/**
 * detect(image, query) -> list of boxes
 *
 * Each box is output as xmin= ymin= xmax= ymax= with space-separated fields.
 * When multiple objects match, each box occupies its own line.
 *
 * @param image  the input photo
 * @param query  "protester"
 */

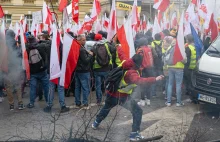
xmin=136 ymin=37 xmax=155 ymax=106
xmin=43 ymin=33 xmax=70 ymax=113
xmin=5 ymin=29 xmax=25 ymax=110
xmin=92 ymin=53 xmax=164 ymax=141
xmin=162 ymin=36 xmax=174 ymax=99
xmin=184 ymin=34 xmax=196 ymax=100
xmin=74 ymin=34 xmax=93 ymax=110
xmin=91 ymin=33 xmax=115 ymax=105
xmin=26 ymin=34 xmax=50 ymax=109
xmin=203 ymin=36 xmax=211 ymax=51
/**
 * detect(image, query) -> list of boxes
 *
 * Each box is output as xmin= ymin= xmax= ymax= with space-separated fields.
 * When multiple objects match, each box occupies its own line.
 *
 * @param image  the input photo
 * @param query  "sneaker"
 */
xmin=10 ymin=105 xmax=14 ymax=111
xmin=27 ymin=103 xmax=34 ymax=109
xmin=60 ymin=106 xmax=70 ymax=113
xmin=146 ymin=99 xmax=150 ymax=106
xmin=92 ymin=121 xmax=100 ymax=130
xmin=165 ymin=102 xmax=171 ymax=107
xmin=0 ymin=97 xmax=4 ymax=103
xmin=73 ymin=105 xmax=81 ymax=109
xmin=82 ymin=104 xmax=90 ymax=110
xmin=43 ymin=106 xmax=52 ymax=113
xmin=18 ymin=104 xmax=25 ymax=110
xmin=176 ymin=102 xmax=184 ymax=107
xmin=129 ymin=131 xmax=144 ymax=141
xmin=137 ymin=100 xmax=145 ymax=106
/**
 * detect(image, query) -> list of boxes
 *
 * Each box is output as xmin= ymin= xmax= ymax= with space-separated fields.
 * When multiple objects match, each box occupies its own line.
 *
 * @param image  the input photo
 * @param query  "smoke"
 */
xmin=5 ymin=29 xmax=23 ymax=83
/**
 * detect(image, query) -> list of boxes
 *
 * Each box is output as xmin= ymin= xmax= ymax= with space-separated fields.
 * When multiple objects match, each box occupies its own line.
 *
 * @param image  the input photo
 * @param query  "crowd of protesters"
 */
xmin=0 ymin=27 xmax=211 ymax=140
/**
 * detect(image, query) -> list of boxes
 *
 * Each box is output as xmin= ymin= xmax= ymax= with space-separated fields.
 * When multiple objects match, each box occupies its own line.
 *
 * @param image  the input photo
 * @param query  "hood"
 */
xmin=6 ymin=30 xmax=16 ymax=50
xmin=199 ymin=53 xmax=220 ymax=75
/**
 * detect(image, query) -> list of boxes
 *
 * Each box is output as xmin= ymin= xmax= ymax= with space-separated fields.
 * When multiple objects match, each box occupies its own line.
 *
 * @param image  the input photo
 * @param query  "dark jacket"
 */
xmin=184 ymin=46 xmax=191 ymax=71
xmin=5 ymin=30 xmax=23 ymax=82
xmin=26 ymin=40 xmax=51 ymax=74
xmin=76 ymin=46 xmax=93 ymax=73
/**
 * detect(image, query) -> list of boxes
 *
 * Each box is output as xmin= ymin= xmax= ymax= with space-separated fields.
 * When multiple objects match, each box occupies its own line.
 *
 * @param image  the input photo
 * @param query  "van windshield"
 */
xmin=206 ymin=36 xmax=220 ymax=57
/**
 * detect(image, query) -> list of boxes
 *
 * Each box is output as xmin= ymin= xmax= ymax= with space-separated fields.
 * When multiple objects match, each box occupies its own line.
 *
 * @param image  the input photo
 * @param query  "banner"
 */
xmin=32 ymin=11 xmax=42 ymax=24
xmin=116 ymin=2 xmax=141 ymax=13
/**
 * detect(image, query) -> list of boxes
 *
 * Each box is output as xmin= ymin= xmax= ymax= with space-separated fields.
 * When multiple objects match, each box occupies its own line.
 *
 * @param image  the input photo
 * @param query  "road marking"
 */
xmin=118 ymin=101 xmax=199 ymax=141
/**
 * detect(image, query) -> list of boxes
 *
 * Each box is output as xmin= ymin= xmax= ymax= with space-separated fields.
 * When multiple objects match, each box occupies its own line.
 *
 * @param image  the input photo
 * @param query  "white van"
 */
xmin=192 ymin=36 xmax=220 ymax=105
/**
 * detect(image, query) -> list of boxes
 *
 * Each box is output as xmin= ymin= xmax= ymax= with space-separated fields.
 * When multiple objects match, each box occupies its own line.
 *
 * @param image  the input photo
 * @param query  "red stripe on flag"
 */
xmin=118 ymin=25 xmax=129 ymax=59
xmin=173 ymin=40 xmax=184 ymax=65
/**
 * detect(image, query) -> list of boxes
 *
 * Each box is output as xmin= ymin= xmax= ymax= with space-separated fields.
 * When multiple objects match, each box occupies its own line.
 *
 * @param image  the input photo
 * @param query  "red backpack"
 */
xmin=137 ymin=46 xmax=154 ymax=69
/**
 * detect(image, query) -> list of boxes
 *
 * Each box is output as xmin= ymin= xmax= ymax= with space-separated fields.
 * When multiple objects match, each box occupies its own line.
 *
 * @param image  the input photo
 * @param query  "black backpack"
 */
xmin=105 ymin=67 xmax=126 ymax=93
xmin=153 ymin=42 xmax=163 ymax=67
xmin=95 ymin=42 xmax=111 ymax=67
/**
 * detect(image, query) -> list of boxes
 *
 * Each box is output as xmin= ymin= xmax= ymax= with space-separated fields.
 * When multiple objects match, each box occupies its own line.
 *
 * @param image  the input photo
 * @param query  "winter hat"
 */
xmin=27 ymin=35 xmax=37 ymax=44
xmin=137 ymin=37 xmax=148 ymax=47
xmin=132 ymin=54 xmax=143 ymax=69
xmin=94 ymin=33 xmax=102 ymax=41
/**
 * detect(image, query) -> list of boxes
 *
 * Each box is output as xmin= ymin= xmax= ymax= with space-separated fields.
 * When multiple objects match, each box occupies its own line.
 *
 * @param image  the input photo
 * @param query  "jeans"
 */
xmin=140 ymin=67 xmax=156 ymax=100
xmin=94 ymin=71 xmax=108 ymax=103
xmin=167 ymin=68 xmax=184 ymax=103
xmin=75 ymin=72 xmax=90 ymax=105
xmin=96 ymin=94 xmax=143 ymax=132
xmin=48 ymin=78 xmax=66 ymax=107
xmin=30 ymin=70 xmax=49 ymax=105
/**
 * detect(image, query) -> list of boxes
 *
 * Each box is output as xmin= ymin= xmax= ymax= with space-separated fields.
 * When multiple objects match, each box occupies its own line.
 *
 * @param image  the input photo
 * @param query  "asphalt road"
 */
xmin=0 ymin=86 xmax=220 ymax=142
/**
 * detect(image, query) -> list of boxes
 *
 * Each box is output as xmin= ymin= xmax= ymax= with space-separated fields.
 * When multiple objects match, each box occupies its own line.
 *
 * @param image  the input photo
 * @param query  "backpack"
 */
xmin=163 ymin=46 xmax=175 ymax=66
xmin=29 ymin=49 xmax=45 ymax=68
xmin=153 ymin=41 xmax=163 ymax=58
xmin=95 ymin=42 xmax=111 ymax=67
xmin=105 ymin=67 xmax=126 ymax=93
xmin=137 ymin=46 xmax=154 ymax=69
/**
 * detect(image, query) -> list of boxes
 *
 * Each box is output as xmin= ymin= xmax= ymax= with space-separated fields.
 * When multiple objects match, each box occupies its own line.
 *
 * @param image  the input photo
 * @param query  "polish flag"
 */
xmin=58 ymin=0 xmax=68 ymax=12
xmin=207 ymin=13 xmax=218 ymax=41
xmin=31 ymin=18 xmax=37 ymax=37
xmin=107 ymin=0 xmax=117 ymax=41
xmin=20 ymin=24 xmax=30 ymax=80
xmin=191 ymin=0 xmax=198 ymax=5
xmin=9 ymin=23 xmax=14 ymax=30
xmin=153 ymin=0 xmax=170 ymax=12
xmin=131 ymin=0 xmax=139 ymax=27
xmin=118 ymin=17 xmax=135 ymax=59
xmin=152 ymin=16 xmax=162 ymax=38
xmin=173 ymin=11 xmax=186 ymax=65
xmin=72 ymin=0 xmax=79 ymax=24
xmin=82 ymin=15 xmax=93 ymax=32
xmin=23 ymin=17 xmax=27 ymax=33
xmin=147 ymin=20 xmax=153 ymax=31
xmin=90 ymin=0 xmax=101 ymax=21
xmin=50 ymin=23 xmax=61 ymax=84
xmin=0 ymin=5 xmax=4 ymax=18
xmin=171 ymin=12 xmax=178 ymax=28
xmin=42 ymin=2 xmax=52 ymax=25
xmin=198 ymin=0 xmax=208 ymax=19
xmin=185 ymin=4 xmax=196 ymax=23
xmin=60 ymin=33 xmax=81 ymax=88
xmin=103 ymin=13 xmax=109 ymax=29
xmin=95 ymin=18 xmax=101 ymax=34
xmin=0 ymin=19 xmax=8 ymax=72
xmin=15 ymin=22 xmax=20 ymax=41
xmin=142 ymin=14 xmax=147 ymax=31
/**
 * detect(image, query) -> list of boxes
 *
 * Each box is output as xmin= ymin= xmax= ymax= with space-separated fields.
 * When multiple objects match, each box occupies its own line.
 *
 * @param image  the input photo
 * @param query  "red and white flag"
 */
xmin=131 ymin=0 xmax=139 ymax=27
xmin=58 ymin=0 xmax=68 ymax=12
xmin=0 ymin=19 xmax=8 ymax=72
xmin=42 ymin=2 xmax=52 ymax=25
xmin=107 ymin=0 xmax=117 ymax=41
xmin=185 ymin=4 xmax=196 ymax=23
xmin=22 ymin=17 xmax=27 ymax=33
xmin=83 ymin=15 xmax=93 ymax=32
xmin=118 ymin=17 xmax=135 ymax=59
xmin=72 ymin=0 xmax=79 ymax=24
xmin=198 ymin=0 xmax=208 ymax=19
xmin=95 ymin=18 xmax=101 ymax=34
xmin=31 ymin=18 xmax=37 ymax=37
xmin=9 ymin=23 xmax=14 ymax=30
xmin=103 ymin=13 xmax=109 ymax=29
xmin=50 ymin=23 xmax=61 ymax=84
xmin=90 ymin=0 xmax=101 ymax=21
xmin=0 ymin=5 xmax=4 ymax=18
xmin=142 ymin=14 xmax=147 ymax=31
xmin=20 ymin=24 xmax=30 ymax=80
xmin=173 ymin=11 xmax=186 ymax=65
xmin=152 ymin=16 xmax=162 ymax=38
xmin=153 ymin=0 xmax=170 ymax=12
xmin=60 ymin=33 xmax=81 ymax=88
xmin=15 ymin=22 xmax=20 ymax=41
xmin=147 ymin=20 xmax=153 ymax=31
xmin=191 ymin=0 xmax=198 ymax=5
xmin=207 ymin=13 xmax=218 ymax=41
xmin=171 ymin=12 xmax=178 ymax=28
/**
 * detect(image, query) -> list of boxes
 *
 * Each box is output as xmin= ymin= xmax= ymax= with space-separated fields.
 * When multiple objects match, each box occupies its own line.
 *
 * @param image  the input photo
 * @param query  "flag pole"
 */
xmin=49 ymin=0 xmax=59 ymax=29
